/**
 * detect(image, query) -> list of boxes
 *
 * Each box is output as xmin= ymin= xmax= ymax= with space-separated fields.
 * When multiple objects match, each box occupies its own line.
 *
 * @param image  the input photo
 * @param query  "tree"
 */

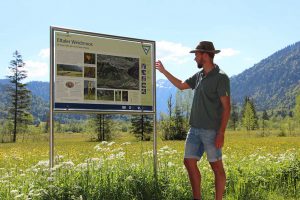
xmin=93 ymin=114 xmax=112 ymax=141
xmin=285 ymin=116 xmax=295 ymax=136
xmin=261 ymin=110 xmax=269 ymax=136
xmin=130 ymin=115 xmax=153 ymax=141
xmin=173 ymin=106 xmax=187 ymax=140
xmin=175 ymin=89 xmax=193 ymax=129
xmin=6 ymin=51 xmax=32 ymax=142
xmin=294 ymin=94 xmax=300 ymax=128
xmin=161 ymin=91 xmax=189 ymax=140
xmin=162 ymin=94 xmax=174 ymax=140
xmin=229 ymin=101 xmax=239 ymax=130
xmin=241 ymin=97 xmax=258 ymax=131
xmin=167 ymin=94 xmax=174 ymax=120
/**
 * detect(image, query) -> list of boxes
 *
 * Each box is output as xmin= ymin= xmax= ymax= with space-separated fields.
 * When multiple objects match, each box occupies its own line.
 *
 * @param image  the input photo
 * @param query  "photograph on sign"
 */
xmin=52 ymin=29 xmax=154 ymax=112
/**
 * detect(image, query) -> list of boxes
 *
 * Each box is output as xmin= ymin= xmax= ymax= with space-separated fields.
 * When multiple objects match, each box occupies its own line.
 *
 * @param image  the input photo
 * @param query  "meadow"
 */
xmin=0 ymin=131 xmax=299 ymax=200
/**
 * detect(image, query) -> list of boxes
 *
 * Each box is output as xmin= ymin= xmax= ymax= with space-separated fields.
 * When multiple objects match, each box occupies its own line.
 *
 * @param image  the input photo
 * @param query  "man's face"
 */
xmin=194 ymin=51 xmax=204 ymax=69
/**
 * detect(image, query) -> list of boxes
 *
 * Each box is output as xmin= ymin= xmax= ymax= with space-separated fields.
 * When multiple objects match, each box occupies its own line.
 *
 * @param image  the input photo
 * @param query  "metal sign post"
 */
xmin=50 ymin=28 xmax=54 ymax=168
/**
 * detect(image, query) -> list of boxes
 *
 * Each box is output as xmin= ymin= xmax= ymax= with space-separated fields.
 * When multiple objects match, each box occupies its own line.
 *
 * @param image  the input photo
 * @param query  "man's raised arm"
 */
xmin=155 ymin=60 xmax=190 ymax=90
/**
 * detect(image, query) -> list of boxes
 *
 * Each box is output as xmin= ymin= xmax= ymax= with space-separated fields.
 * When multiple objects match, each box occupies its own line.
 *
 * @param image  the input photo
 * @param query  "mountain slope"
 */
xmin=27 ymin=81 xmax=49 ymax=101
xmin=231 ymin=41 xmax=300 ymax=110
xmin=156 ymin=79 xmax=177 ymax=114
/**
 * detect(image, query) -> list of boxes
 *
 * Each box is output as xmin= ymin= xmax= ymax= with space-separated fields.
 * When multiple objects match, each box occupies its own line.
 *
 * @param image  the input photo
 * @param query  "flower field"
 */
xmin=0 ymin=132 xmax=299 ymax=200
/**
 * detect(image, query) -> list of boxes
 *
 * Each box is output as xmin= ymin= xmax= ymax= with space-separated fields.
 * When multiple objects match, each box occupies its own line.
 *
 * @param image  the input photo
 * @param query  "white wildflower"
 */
xmin=112 ymin=147 xmax=124 ymax=152
xmin=52 ymin=164 xmax=62 ymax=171
xmin=256 ymin=156 xmax=266 ymax=161
xmin=107 ymin=141 xmax=115 ymax=146
xmin=47 ymin=177 xmax=54 ymax=182
xmin=96 ymin=147 xmax=110 ymax=152
xmin=10 ymin=190 xmax=19 ymax=195
xmin=76 ymin=163 xmax=88 ymax=170
xmin=15 ymin=194 xmax=25 ymax=199
xmin=61 ymin=161 xmax=75 ymax=169
xmin=142 ymin=151 xmax=153 ymax=156
xmin=107 ymin=154 xmax=115 ymax=160
xmin=86 ymin=158 xmax=101 ymax=162
xmin=31 ymin=168 xmax=38 ymax=173
xmin=160 ymin=145 xmax=170 ymax=151
xmin=167 ymin=162 xmax=175 ymax=167
xmin=116 ymin=152 xmax=125 ymax=159
xmin=94 ymin=144 xmax=102 ymax=151
xmin=126 ymin=175 xmax=133 ymax=181
xmin=121 ymin=142 xmax=131 ymax=146
xmin=35 ymin=160 xmax=49 ymax=168
xmin=55 ymin=155 xmax=64 ymax=160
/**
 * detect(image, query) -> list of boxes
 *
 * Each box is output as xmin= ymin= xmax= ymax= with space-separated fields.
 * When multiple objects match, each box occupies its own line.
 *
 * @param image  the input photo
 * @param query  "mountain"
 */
xmin=156 ymin=79 xmax=177 ymax=114
xmin=27 ymin=81 xmax=49 ymax=101
xmin=0 ymin=79 xmax=10 ymax=85
xmin=0 ymin=80 xmax=49 ymax=122
xmin=0 ymin=80 xmax=10 ymax=118
xmin=231 ymin=41 xmax=300 ymax=110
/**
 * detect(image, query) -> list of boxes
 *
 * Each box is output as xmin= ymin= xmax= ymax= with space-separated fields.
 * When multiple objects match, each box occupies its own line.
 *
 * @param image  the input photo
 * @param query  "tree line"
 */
xmin=1 ymin=51 xmax=300 ymax=143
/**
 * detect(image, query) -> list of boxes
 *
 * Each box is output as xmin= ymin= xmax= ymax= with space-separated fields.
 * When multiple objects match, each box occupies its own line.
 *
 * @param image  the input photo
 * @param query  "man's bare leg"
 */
xmin=184 ymin=158 xmax=201 ymax=200
xmin=210 ymin=160 xmax=226 ymax=200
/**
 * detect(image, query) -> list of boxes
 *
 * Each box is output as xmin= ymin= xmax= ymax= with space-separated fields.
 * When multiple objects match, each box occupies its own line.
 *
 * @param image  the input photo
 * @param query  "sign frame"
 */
xmin=50 ymin=26 xmax=157 ymax=177
xmin=51 ymin=27 xmax=156 ymax=114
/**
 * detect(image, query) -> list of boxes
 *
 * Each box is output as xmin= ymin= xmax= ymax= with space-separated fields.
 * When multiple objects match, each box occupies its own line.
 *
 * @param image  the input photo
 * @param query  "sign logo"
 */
xmin=142 ymin=45 xmax=151 ymax=55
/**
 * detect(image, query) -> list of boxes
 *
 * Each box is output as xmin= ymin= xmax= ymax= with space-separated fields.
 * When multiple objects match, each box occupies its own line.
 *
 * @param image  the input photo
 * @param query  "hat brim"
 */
xmin=189 ymin=49 xmax=221 ymax=54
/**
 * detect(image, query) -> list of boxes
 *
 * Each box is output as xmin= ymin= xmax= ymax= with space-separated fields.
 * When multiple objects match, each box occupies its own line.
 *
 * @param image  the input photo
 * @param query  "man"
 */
xmin=155 ymin=41 xmax=231 ymax=200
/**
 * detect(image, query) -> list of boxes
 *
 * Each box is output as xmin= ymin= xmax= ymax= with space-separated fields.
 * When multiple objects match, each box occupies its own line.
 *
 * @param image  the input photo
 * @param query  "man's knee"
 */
xmin=184 ymin=158 xmax=198 ymax=168
xmin=210 ymin=161 xmax=225 ymax=175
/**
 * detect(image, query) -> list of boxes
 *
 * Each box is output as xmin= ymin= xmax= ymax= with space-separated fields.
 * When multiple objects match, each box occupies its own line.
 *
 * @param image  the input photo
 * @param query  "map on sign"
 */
xmin=51 ymin=28 xmax=155 ymax=112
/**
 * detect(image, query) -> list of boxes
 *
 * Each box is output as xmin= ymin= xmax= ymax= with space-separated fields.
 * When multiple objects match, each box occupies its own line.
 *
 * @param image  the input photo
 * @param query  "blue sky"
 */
xmin=1 ymin=0 xmax=300 ymax=82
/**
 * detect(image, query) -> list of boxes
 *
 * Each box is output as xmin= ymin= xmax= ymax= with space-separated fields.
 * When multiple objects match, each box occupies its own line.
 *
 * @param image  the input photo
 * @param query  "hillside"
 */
xmin=231 ymin=41 xmax=300 ymax=110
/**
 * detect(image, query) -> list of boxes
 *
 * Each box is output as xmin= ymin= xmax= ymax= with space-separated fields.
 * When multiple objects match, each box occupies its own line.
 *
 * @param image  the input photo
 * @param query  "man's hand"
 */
xmin=155 ymin=60 xmax=166 ymax=73
xmin=215 ymin=132 xmax=225 ymax=149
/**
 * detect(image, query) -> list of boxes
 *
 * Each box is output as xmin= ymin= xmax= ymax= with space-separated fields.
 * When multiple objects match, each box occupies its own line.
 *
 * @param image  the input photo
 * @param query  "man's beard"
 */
xmin=197 ymin=63 xmax=203 ymax=69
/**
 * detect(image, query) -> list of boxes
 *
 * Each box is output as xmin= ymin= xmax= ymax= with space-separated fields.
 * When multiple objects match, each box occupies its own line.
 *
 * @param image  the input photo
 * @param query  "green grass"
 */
xmin=0 ymin=131 xmax=299 ymax=199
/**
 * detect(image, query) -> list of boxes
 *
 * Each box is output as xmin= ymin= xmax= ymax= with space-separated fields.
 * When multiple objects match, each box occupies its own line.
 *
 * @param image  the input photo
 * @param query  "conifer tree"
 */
xmin=93 ymin=114 xmax=112 ymax=141
xmin=241 ymin=97 xmax=258 ymax=131
xmin=6 ymin=51 xmax=32 ymax=142
xmin=229 ymin=101 xmax=239 ymax=130
xmin=294 ymin=94 xmax=300 ymax=128
xmin=173 ymin=106 xmax=186 ymax=140
xmin=130 ymin=115 xmax=153 ymax=141
xmin=261 ymin=110 xmax=269 ymax=135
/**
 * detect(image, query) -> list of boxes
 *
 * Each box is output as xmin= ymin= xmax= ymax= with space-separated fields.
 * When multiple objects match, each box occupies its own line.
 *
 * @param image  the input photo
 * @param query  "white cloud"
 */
xmin=38 ymin=48 xmax=50 ymax=59
xmin=156 ymin=41 xmax=192 ymax=64
xmin=215 ymin=48 xmax=240 ymax=60
xmin=24 ymin=60 xmax=49 ymax=81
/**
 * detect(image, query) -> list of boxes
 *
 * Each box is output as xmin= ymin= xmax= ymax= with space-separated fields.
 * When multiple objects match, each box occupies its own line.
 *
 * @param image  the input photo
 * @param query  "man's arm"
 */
xmin=155 ymin=60 xmax=190 ymax=90
xmin=215 ymin=96 xmax=231 ymax=148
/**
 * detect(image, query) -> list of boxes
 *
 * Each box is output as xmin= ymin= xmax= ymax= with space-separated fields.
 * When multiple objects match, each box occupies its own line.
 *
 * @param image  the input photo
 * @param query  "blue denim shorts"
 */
xmin=184 ymin=127 xmax=222 ymax=162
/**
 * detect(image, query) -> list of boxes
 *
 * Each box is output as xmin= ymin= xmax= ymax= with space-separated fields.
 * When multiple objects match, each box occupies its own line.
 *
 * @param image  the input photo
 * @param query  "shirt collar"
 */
xmin=200 ymin=64 xmax=219 ymax=78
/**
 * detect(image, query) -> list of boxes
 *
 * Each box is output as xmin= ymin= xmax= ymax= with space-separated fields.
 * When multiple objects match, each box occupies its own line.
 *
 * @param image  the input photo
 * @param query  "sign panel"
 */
xmin=51 ymin=27 xmax=155 ymax=113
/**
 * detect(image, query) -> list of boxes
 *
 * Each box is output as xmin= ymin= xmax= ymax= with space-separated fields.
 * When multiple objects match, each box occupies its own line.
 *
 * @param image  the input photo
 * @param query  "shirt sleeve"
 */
xmin=217 ymin=75 xmax=230 ymax=97
xmin=184 ymin=72 xmax=199 ymax=89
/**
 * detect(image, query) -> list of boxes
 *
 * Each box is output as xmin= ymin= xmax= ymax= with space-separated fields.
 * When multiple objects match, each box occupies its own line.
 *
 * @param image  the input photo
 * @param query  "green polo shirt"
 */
xmin=185 ymin=65 xmax=230 ymax=130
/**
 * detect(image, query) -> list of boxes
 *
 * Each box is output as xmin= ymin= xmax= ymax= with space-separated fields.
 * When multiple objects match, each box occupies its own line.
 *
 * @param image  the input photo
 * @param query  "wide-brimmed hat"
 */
xmin=189 ymin=41 xmax=221 ymax=54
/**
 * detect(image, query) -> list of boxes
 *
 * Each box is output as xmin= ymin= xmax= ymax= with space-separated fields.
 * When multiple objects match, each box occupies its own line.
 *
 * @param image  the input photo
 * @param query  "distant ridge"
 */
xmin=230 ymin=41 xmax=300 ymax=110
